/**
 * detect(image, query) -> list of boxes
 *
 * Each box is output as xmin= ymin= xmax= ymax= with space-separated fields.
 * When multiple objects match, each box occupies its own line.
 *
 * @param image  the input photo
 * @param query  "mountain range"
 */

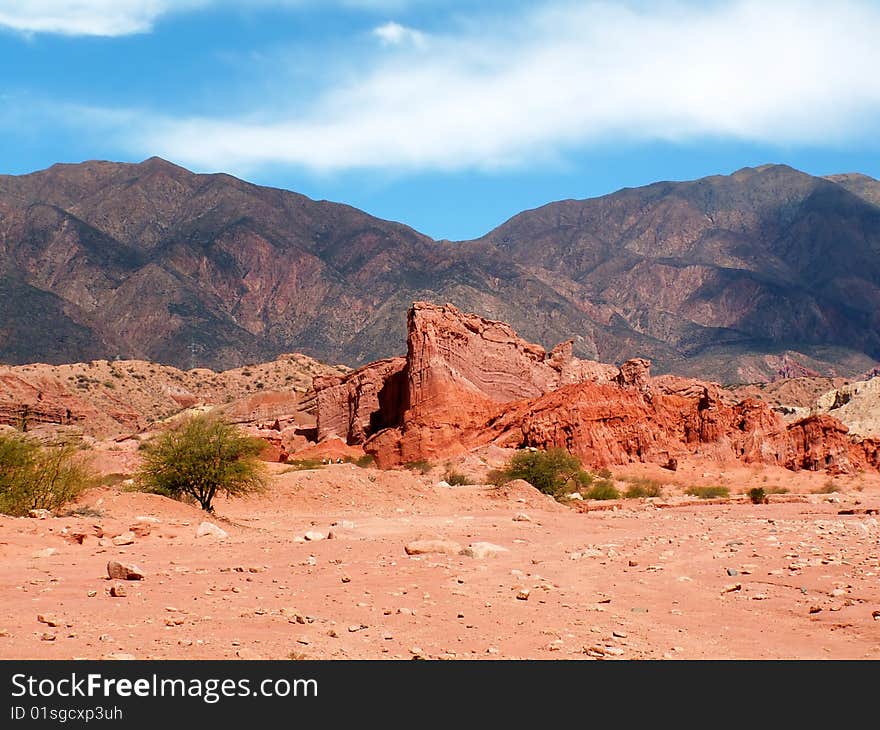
xmin=1 ymin=157 xmax=878 ymax=382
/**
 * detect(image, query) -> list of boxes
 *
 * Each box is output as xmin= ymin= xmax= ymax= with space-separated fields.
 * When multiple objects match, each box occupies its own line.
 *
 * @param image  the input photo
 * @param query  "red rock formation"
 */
xmin=314 ymin=357 xmax=407 ymax=444
xmin=313 ymin=302 xmax=879 ymax=475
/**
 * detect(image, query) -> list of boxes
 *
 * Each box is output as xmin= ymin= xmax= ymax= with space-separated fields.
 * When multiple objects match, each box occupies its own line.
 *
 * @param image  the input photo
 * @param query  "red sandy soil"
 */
xmin=2 ymin=458 xmax=879 ymax=661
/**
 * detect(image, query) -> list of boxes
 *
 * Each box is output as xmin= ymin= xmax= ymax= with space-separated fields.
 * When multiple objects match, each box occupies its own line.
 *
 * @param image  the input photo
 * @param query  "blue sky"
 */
xmin=2 ymin=0 xmax=880 ymax=240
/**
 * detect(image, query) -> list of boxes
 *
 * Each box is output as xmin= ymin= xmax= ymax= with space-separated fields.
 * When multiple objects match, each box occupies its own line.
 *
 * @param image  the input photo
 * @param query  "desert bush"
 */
xmin=491 ymin=447 xmax=592 ymax=499
xmin=442 ymin=467 xmax=469 ymax=486
xmin=136 ymin=414 xmax=267 ymax=512
xmin=748 ymin=487 xmax=767 ymax=504
xmin=0 ymin=432 xmax=94 ymax=516
xmin=404 ymin=460 xmax=433 ymax=475
xmin=586 ymin=478 xmax=621 ymax=500
xmin=684 ymin=485 xmax=730 ymax=499
xmin=349 ymin=454 xmax=376 ymax=468
xmin=622 ymin=476 xmax=664 ymax=499
xmin=816 ymin=479 xmax=840 ymax=494
xmin=282 ymin=458 xmax=325 ymax=471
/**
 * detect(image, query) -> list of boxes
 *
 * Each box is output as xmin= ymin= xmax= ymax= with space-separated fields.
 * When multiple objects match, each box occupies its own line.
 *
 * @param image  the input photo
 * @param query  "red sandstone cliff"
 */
xmin=313 ymin=303 xmax=880 ymax=474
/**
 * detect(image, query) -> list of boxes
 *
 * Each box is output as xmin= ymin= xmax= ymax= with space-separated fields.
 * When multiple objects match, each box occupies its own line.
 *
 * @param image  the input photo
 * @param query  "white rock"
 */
xmin=461 ymin=542 xmax=508 ymax=559
xmin=304 ymin=531 xmax=326 ymax=542
xmin=135 ymin=516 xmax=161 ymax=524
xmin=112 ymin=531 xmax=136 ymax=546
xmin=196 ymin=522 xmax=228 ymax=539
xmin=436 ymin=481 xmax=452 ymax=488
xmin=513 ymin=513 xmax=532 ymax=522
xmin=404 ymin=539 xmax=462 ymax=556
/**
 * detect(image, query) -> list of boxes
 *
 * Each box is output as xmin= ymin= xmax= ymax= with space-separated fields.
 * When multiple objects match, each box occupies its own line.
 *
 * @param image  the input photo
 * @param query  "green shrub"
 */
xmin=684 ymin=485 xmax=730 ymax=499
xmin=136 ymin=414 xmax=267 ymax=512
xmin=0 ymin=432 xmax=94 ymax=516
xmin=748 ymin=487 xmax=767 ymax=504
xmin=442 ymin=467 xmax=469 ymax=486
xmin=350 ymin=454 xmax=376 ymax=468
xmin=490 ymin=448 xmax=592 ymax=499
xmin=404 ymin=460 xmax=432 ymax=475
xmin=282 ymin=458 xmax=325 ymax=471
xmin=623 ymin=477 xmax=664 ymax=499
xmin=586 ymin=478 xmax=620 ymax=500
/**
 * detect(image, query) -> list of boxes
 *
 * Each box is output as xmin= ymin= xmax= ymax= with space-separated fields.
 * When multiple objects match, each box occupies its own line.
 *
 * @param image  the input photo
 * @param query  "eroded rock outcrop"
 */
xmin=312 ymin=302 xmax=879 ymax=474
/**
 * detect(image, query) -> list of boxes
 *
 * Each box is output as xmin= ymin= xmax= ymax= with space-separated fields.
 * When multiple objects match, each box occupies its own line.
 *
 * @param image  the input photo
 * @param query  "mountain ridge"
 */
xmin=1 ymin=158 xmax=878 ymax=382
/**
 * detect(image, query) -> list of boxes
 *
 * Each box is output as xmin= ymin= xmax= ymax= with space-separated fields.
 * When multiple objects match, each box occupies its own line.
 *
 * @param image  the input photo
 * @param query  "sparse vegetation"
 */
xmin=442 ymin=466 xmax=469 ymax=486
xmin=0 ymin=432 xmax=95 ymax=516
xmin=344 ymin=454 xmax=377 ymax=468
xmin=489 ymin=447 xmax=593 ymax=499
xmin=136 ymin=414 xmax=267 ymax=512
xmin=281 ymin=458 xmax=325 ymax=472
xmin=622 ymin=476 xmax=664 ymax=499
xmin=748 ymin=487 xmax=768 ymax=504
xmin=816 ymin=479 xmax=841 ymax=494
xmin=585 ymin=478 xmax=620 ymax=500
xmin=684 ymin=485 xmax=730 ymax=499
xmin=404 ymin=460 xmax=433 ymax=475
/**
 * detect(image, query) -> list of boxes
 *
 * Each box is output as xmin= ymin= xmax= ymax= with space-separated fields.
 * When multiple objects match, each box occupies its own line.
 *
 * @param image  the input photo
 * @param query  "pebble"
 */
xmin=722 ymin=583 xmax=742 ymax=593
xmin=304 ymin=531 xmax=326 ymax=542
xmin=516 ymin=589 xmax=530 ymax=601
xmin=112 ymin=531 xmax=136 ymax=546
xmin=37 ymin=614 xmax=60 ymax=627
xmin=513 ymin=513 xmax=531 ymax=522
xmin=109 ymin=583 xmax=127 ymax=598
xmin=40 ymin=633 xmax=56 ymax=642
xmin=726 ymin=568 xmax=739 ymax=576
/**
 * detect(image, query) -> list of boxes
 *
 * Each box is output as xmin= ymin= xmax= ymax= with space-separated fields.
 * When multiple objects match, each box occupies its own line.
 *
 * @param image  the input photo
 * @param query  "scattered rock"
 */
xmin=40 ymin=632 xmax=56 ymax=642
xmin=872 ymin=610 xmax=880 ymax=621
xmin=516 ymin=589 xmax=530 ymax=601
xmin=436 ymin=481 xmax=452 ymax=489
xmin=726 ymin=568 xmax=739 ymax=577
xmin=112 ymin=531 xmax=136 ymax=546
xmin=404 ymin=539 xmax=462 ymax=556
xmin=110 ymin=583 xmax=127 ymax=598
xmin=196 ymin=522 xmax=228 ymax=539
xmin=28 ymin=509 xmax=51 ymax=519
xmin=304 ymin=531 xmax=326 ymax=541
xmin=810 ymin=606 xmax=823 ymax=614
xmin=37 ymin=614 xmax=60 ymax=627
xmin=513 ymin=513 xmax=532 ymax=522
xmin=722 ymin=583 xmax=742 ymax=593
xmin=107 ymin=561 xmax=144 ymax=581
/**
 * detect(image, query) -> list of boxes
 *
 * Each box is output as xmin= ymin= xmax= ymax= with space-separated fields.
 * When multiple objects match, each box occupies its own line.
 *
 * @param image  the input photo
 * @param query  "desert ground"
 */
xmin=2 ymin=449 xmax=879 ymax=661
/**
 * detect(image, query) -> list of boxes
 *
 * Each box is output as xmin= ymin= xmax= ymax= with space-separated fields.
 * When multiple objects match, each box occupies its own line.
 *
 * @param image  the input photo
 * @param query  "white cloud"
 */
xmin=0 ymin=0 xmax=428 ymax=36
xmin=0 ymin=0 xmax=208 ymax=36
xmin=128 ymin=0 xmax=880 ymax=173
xmin=372 ymin=21 xmax=427 ymax=47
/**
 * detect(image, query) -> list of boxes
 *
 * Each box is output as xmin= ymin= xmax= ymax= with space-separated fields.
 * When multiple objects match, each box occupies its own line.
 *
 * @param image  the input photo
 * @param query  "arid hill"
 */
xmin=0 ymin=353 xmax=346 ymax=438
xmin=1 ymin=159 xmax=878 ymax=380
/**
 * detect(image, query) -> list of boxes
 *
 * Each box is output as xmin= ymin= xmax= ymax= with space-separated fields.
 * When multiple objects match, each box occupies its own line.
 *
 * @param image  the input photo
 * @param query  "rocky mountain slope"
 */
xmin=1 ymin=158 xmax=878 ymax=380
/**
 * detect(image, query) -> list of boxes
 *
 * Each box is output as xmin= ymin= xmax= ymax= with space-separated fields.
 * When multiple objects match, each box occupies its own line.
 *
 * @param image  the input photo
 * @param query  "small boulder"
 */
xmin=304 ymin=531 xmax=326 ymax=542
xmin=112 ymin=532 xmax=136 ymax=546
xmin=460 ymin=542 xmax=508 ymax=559
xmin=196 ymin=522 xmax=228 ymax=539
xmin=28 ymin=509 xmax=51 ymax=519
xmin=109 ymin=583 xmax=127 ymax=598
xmin=404 ymin=539 xmax=463 ymax=556
xmin=107 ymin=561 xmax=144 ymax=581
